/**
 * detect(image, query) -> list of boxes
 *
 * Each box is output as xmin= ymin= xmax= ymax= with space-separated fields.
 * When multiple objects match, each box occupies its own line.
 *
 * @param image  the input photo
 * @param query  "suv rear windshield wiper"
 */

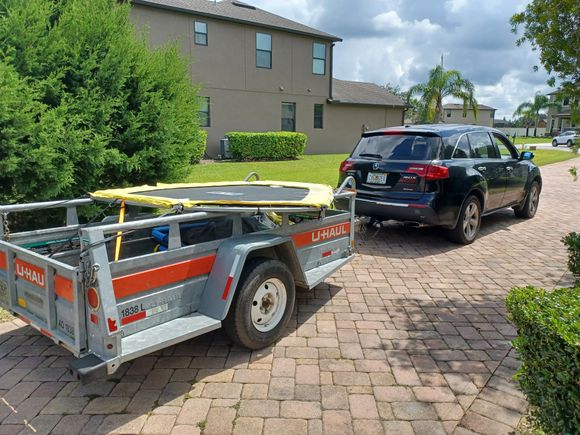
xmin=358 ymin=153 xmax=383 ymax=159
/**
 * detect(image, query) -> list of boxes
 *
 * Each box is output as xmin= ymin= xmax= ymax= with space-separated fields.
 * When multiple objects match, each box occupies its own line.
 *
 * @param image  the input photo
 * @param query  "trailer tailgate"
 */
xmin=0 ymin=241 xmax=86 ymax=355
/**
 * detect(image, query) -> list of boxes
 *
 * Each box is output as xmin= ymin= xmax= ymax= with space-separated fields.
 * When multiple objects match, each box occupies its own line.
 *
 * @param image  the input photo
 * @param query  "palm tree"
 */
xmin=513 ymin=93 xmax=559 ymax=137
xmin=407 ymin=64 xmax=478 ymax=123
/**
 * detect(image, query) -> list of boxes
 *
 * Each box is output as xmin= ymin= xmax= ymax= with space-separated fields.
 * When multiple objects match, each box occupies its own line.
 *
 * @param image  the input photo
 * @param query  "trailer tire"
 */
xmin=223 ymin=258 xmax=295 ymax=350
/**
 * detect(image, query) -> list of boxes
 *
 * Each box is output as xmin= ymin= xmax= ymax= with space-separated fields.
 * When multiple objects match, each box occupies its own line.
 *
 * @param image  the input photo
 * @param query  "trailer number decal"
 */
xmin=292 ymin=223 xmax=350 ymax=248
xmin=121 ymin=303 xmax=169 ymax=326
xmin=15 ymin=259 xmax=46 ymax=288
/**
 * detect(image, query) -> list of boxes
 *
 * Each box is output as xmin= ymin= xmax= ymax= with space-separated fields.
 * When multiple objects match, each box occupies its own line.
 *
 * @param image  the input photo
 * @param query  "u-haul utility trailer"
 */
xmin=0 ymin=174 xmax=355 ymax=382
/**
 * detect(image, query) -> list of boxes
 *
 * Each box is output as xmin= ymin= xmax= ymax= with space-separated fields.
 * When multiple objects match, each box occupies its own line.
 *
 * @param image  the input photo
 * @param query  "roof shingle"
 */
xmin=330 ymin=79 xmax=405 ymax=107
xmin=133 ymin=0 xmax=341 ymax=41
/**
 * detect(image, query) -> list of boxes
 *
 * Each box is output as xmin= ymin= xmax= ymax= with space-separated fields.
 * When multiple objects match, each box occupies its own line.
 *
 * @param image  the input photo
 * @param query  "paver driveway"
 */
xmin=0 ymin=157 xmax=579 ymax=435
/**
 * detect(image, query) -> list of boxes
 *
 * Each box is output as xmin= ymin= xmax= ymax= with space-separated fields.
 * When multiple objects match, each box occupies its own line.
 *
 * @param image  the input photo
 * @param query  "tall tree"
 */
xmin=511 ymin=0 xmax=579 ymax=122
xmin=513 ymin=93 xmax=559 ymax=136
xmin=407 ymin=64 xmax=478 ymax=123
xmin=0 ymin=0 xmax=206 ymax=205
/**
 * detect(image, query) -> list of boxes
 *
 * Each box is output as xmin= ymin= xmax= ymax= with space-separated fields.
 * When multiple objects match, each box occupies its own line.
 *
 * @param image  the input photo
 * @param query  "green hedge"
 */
xmin=506 ymin=286 xmax=580 ymax=434
xmin=226 ymin=132 xmax=307 ymax=161
xmin=562 ymin=232 xmax=580 ymax=281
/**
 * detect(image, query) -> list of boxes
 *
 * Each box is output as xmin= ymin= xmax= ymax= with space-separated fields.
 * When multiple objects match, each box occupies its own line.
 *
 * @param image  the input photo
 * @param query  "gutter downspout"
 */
xmin=328 ymin=43 xmax=335 ymax=100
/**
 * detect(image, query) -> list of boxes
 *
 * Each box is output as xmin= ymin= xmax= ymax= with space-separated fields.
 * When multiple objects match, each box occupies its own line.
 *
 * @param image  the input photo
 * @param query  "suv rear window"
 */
xmin=351 ymin=134 xmax=441 ymax=161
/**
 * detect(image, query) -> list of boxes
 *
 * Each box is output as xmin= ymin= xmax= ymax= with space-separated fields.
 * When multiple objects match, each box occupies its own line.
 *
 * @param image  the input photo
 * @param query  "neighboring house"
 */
xmin=443 ymin=104 xmax=496 ymax=127
xmin=546 ymin=90 xmax=576 ymax=135
xmin=130 ymin=0 xmax=405 ymax=156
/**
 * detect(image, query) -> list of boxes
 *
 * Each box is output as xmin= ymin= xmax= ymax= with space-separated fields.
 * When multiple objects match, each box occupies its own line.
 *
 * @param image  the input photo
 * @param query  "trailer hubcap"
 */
xmin=251 ymin=278 xmax=287 ymax=332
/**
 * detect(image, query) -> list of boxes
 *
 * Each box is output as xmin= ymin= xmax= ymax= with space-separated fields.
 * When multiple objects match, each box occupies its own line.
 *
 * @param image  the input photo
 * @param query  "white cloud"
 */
xmin=372 ymin=11 xmax=440 ymax=33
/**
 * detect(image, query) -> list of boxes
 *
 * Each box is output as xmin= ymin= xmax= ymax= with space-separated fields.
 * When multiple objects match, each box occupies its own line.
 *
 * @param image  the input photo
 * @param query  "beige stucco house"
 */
xmin=130 ymin=0 xmax=405 ymax=156
xmin=442 ymin=104 xmax=496 ymax=127
xmin=546 ymin=90 xmax=576 ymax=135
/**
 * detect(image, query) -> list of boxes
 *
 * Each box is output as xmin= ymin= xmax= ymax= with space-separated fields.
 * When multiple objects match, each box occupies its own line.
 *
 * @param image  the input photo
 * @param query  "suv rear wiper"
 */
xmin=358 ymin=153 xmax=383 ymax=160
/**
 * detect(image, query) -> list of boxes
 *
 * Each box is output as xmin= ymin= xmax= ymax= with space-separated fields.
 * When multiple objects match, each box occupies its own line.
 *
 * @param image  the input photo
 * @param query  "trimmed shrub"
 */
xmin=226 ymin=132 xmax=307 ymax=161
xmin=506 ymin=286 xmax=580 ymax=434
xmin=562 ymin=232 xmax=580 ymax=281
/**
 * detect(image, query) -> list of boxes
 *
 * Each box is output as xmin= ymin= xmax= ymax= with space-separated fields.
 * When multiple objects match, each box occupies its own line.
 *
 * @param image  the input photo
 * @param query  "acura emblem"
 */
xmin=372 ymin=162 xmax=380 ymax=170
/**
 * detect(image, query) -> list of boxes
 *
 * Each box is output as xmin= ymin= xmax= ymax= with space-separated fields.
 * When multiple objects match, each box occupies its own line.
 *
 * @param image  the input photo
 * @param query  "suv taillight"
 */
xmin=340 ymin=160 xmax=354 ymax=172
xmin=405 ymin=164 xmax=449 ymax=180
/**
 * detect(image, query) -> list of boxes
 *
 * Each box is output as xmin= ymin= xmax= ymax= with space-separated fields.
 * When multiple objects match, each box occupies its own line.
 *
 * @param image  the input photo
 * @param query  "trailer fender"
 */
xmin=198 ymin=234 xmax=306 ymax=320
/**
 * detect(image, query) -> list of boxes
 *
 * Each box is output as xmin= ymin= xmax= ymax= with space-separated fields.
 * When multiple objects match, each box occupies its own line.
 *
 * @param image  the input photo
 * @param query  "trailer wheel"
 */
xmin=223 ymin=258 xmax=295 ymax=350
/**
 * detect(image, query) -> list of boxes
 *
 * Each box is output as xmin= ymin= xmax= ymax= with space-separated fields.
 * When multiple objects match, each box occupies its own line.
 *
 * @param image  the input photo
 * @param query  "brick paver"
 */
xmin=0 ymin=157 xmax=578 ymax=434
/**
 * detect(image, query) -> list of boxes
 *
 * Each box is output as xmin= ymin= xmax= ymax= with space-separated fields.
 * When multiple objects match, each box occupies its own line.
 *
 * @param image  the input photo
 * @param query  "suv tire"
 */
xmin=447 ymin=195 xmax=481 ymax=245
xmin=514 ymin=180 xmax=540 ymax=219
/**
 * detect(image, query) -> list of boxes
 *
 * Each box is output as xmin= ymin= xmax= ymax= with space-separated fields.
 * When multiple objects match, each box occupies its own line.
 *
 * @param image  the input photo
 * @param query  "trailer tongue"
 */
xmin=0 ymin=175 xmax=355 ymax=382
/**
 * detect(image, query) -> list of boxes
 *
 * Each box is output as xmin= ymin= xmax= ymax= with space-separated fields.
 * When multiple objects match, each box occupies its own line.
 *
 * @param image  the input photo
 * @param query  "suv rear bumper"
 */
xmin=354 ymin=195 xmax=442 ymax=226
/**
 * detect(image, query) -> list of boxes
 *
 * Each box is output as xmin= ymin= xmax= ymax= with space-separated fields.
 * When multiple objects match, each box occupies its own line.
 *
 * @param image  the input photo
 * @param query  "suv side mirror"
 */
xmin=520 ymin=151 xmax=534 ymax=161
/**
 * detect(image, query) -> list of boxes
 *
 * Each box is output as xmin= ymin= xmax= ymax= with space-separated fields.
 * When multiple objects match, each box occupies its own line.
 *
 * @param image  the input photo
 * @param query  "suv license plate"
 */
xmin=367 ymin=172 xmax=387 ymax=184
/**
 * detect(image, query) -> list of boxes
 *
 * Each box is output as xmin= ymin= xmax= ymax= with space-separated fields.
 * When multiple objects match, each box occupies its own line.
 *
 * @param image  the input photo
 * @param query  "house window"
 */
xmin=314 ymin=104 xmax=323 ymax=129
xmin=194 ymin=21 xmax=208 ymax=46
xmin=281 ymin=102 xmax=296 ymax=132
xmin=312 ymin=43 xmax=326 ymax=75
xmin=563 ymin=97 xmax=570 ymax=106
xmin=462 ymin=111 xmax=467 ymax=118
xmin=256 ymin=33 xmax=272 ymax=68
xmin=446 ymin=112 xmax=451 ymax=118
xmin=199 ymin=97 xmax=210 ymax=127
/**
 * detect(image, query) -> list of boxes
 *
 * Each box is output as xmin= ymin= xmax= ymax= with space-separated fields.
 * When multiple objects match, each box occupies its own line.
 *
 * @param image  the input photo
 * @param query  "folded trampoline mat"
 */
xmin=91 ymin=180 xmax=335 ymax=209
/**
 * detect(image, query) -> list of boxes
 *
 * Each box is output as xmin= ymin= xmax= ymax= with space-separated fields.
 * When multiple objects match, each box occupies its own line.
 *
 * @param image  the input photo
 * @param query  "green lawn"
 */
xmin=187 ymin=150 xmax=578 ymax=186
xmin=513 ymin=136 xmax=552 ymax=144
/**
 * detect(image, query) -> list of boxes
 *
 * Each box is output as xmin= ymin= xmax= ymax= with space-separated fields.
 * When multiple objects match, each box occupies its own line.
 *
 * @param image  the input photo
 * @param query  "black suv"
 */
xmin=338 ymin=124 xmax=542 ymax=244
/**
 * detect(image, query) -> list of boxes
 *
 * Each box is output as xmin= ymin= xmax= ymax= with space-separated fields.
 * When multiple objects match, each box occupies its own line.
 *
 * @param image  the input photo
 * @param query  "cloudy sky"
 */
xmin=249 ymin=0 xmax=551 ymax=120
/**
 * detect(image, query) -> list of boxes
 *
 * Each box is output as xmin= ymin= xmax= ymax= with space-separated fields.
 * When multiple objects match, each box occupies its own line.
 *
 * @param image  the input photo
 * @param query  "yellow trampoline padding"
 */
xmin=90 ymin=180 xmax=335 ymax=209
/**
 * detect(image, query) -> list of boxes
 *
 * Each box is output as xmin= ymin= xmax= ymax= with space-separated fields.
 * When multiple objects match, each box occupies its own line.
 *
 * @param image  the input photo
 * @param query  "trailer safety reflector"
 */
xmin=221 ymin=254 xmax=240 ymax=301
xmin=0 ymin=251 xmax=6 ymax=270
xmin=292 ymin=222 xmax=350 ymax=248
xmin=55 ymin=275 xmax=74 ymax=303
xmin=113 ymin=254 xmax=216 ymax=299
xmin=87 ymin=287 xmax=100 ymax=310
xmin=90 ymin=313 xmax=99 ymax=325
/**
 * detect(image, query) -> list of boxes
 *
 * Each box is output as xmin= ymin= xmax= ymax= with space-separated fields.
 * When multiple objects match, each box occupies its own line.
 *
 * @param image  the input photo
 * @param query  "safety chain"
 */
xmin=2 ymin=213 xmax=10 ymax=241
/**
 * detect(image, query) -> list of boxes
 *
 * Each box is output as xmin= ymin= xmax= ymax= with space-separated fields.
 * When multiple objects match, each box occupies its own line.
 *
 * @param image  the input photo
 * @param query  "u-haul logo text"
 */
xmin=15 ymin=260 xmax=46 ymax=288
xmin=293 ymin=222 xmax=351 ymax=248
xmin=312 ymin=223 xmax=349 ymax=243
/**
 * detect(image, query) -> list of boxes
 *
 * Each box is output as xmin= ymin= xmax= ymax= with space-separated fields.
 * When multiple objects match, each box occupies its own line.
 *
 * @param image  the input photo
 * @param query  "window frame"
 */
xmin=313 ymin=104 xmax=324 ymax=129
xmin=312 ymin=42 xmax=326 ymax=75
xmin=198 ymin=96 xmax=210 ymax=127
xmin=467 ymin=131 xmax=499 ymax=159
xmin=491 ymin=132 xmax=519 ymax=159
xmin=450 ymin=133 xmax=472 ymax=159
xmin=256 ymin=32 xmax=272 ymax=69
xmin=281 ymin=102 xmax=296 ymax=132
xmin=194 ymin=21 xmax=208 ymax=46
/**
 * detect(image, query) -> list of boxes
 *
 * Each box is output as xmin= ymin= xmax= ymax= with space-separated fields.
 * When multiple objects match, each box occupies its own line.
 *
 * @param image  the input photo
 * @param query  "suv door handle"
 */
xmin=477 ymin=166 xmax=487 ymax=172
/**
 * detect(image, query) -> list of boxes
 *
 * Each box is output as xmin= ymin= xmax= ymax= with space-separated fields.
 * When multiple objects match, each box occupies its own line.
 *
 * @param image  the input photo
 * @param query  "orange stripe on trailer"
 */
xmin=55 ymin=275 xmax=74 ymax=303
xmin=0 ymin=251 xmax=6 ymax=271
xmin=113 ymin=254 xmax=216 ymax=299
xmin=292 ymin=222 xmax=350 ymax=248
xmin=40 ymin=328 xmax=53 ymax=338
